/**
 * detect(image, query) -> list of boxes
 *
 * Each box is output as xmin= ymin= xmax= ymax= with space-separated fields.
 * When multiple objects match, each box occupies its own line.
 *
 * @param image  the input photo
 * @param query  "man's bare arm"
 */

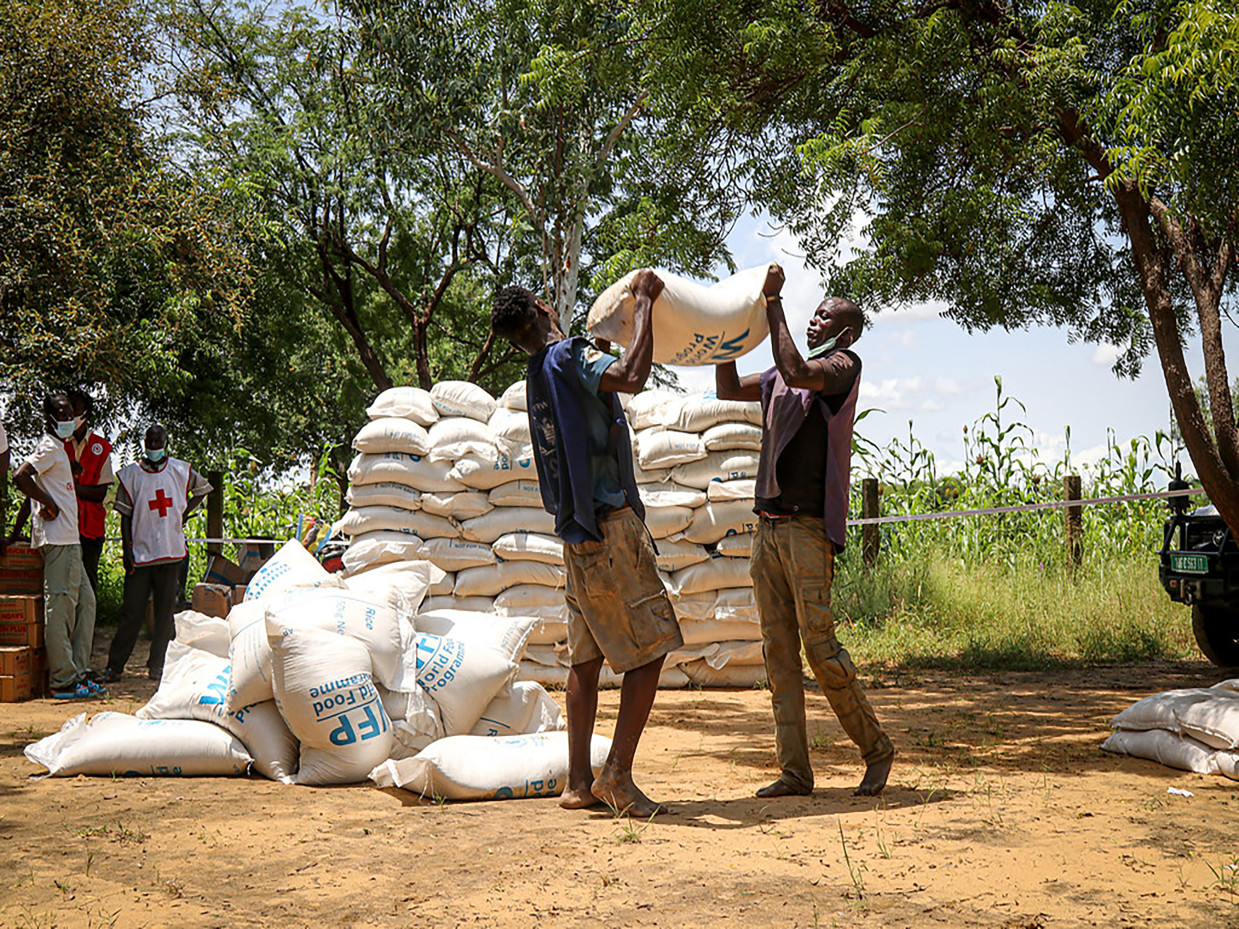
xmin=600 ymin=270 xmax=663 ymax=394
xmin=715 ymin=361 xmax=762 ymax=402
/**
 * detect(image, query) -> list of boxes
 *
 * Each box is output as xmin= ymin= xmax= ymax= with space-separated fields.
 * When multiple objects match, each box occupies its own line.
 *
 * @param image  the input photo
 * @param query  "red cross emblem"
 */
xmin=148 ymin=489 xmax=174 ymax=518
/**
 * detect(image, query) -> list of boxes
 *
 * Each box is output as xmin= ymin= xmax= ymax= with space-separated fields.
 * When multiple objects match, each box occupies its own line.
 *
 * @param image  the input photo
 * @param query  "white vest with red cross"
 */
xmin=118 ymin=458 xmax=191 ymax=565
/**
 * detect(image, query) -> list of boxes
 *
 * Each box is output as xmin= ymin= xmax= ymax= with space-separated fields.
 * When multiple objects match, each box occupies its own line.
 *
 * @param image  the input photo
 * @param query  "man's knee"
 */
xmin=809 ymin=643 xmax=858 ymax=692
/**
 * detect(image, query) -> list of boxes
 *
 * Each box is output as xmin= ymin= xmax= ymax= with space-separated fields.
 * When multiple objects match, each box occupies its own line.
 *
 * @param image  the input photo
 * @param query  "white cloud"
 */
xmin=935 ymin=377 xmax=964 ymax=396
xmin=1092 ymin=343 xmax=1123 ymax=367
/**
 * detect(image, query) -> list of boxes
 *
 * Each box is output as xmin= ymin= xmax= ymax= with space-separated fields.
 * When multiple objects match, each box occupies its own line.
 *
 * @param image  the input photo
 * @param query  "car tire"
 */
xmin=1191 ymin=603 xmax=1239 ymax=667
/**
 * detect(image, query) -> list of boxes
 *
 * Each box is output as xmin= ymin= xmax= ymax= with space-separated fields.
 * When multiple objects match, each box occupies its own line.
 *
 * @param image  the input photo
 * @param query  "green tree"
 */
xmin=348 ymin=0 xmax=744 ymax=328
xmin=0 ymin=0 xmax=249 ymax=437
xmin=645 ymin=0 xmax=1239 ymax=532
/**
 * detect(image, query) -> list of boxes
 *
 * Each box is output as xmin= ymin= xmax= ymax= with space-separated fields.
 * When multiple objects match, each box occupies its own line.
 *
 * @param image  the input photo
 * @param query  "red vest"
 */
xmin=66 ymin=432 xmax=112 ymax=540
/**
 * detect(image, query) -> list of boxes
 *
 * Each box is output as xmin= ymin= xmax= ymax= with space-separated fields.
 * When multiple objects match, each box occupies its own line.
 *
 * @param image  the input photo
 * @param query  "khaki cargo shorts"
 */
xmin=563 ymin=507 xmax=683 ymax=673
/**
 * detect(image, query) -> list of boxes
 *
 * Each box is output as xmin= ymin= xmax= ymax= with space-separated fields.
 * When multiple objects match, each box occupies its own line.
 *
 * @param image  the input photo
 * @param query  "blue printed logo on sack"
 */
xmin=307 ymin=674 xmax=390 ymax=746
xmin=413 ymin=633 xmax=466 ymax=694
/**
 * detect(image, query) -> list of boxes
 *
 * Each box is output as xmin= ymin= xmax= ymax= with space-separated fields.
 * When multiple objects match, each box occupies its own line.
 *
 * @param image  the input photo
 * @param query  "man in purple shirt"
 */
xmin=715 ymin=264 xmax=894 ymax=798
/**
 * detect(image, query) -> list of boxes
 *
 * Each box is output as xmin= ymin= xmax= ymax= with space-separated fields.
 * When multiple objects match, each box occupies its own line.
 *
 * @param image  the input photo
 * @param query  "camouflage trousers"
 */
xmin=750 ymin=515 xmax=893 ymax=792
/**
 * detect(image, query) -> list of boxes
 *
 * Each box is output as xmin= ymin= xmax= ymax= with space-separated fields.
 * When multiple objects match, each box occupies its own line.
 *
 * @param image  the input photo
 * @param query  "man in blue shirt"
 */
xmin=492 ymin=272 xmax=682 ymax=819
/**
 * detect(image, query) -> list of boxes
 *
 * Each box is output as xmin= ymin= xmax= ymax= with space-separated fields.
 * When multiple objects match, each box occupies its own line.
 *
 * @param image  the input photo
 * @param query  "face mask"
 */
xmin=54 ymin=419 xmax=76 ymax=439
xmin=145 ymin=447 xmax=168 ymax=463
xmin=808 ymin=334 xmax=840 ymax=360
xmin=71 ymin=415 xmax=85 ymax=433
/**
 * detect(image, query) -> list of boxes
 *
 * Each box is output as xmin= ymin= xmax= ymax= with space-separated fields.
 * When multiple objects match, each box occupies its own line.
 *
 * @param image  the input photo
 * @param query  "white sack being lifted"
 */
xmin=369 ymin=731 xmax=611 ymax=801
xmin=588 ymin=265 xmax=774 ymax=366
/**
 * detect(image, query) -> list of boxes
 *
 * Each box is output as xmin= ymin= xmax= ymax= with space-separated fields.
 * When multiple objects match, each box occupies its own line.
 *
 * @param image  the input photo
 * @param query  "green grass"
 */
xmin=834 ymin=551 xmax=1196 ymax=669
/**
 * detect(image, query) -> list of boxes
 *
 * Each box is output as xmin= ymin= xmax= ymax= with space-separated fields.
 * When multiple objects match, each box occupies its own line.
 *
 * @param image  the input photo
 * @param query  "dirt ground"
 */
xmin=3 ymin=645 xmax=1239 ymax=928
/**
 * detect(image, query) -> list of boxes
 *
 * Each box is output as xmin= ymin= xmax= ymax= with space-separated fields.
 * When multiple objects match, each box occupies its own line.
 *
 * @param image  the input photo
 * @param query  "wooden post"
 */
xmin=207 ymin=469 xmax=224 ymax=557
xmin=1064 ymin=474 xmax=1083 ymax=570
xmin=862 ymin=477 xmax=880 ymax=568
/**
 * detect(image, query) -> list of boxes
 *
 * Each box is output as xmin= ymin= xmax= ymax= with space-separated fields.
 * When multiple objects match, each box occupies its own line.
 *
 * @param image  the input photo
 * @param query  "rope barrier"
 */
xmin=845 ymin=486 xmax=1202 ymax=527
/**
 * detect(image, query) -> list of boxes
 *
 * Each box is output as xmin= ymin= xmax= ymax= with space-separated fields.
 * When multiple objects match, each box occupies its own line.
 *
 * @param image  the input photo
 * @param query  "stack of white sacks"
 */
xmin=26 ymin=540 xmax=607 ymax=799
xmin=340 ymin=380 xmax=769 ymax=690
xmin=1102 ymin=680 xmax=1239 ymax=779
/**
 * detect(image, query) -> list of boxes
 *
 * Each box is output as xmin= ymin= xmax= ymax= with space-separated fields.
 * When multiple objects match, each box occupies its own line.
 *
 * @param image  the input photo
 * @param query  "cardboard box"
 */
xmin=0 ymin=673 xmax=32 ymax=703
xmin=236 ymin=542 xmax=274 ymax=577
xmin=205 ymin=553 xmax=249 ymax=588
xmin=0 ymin=543 xmax=43 ymax=595
xmin=192 ymin=583 xmax=232 ymax=618
xmin=0 ymin=595 xmax=44 ymax=647
xmin=0 ymin=646 xmax=34 ymax=678
xmin=231 ymin=586 xmax=247 ymax=606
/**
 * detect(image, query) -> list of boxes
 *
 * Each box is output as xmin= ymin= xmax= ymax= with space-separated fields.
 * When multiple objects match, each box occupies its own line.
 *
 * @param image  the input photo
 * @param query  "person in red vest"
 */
xmin=0 ymin=416 xmax=9 ymax=557
xmin=101 ymin=424 xmax=212 ymax=683
xmin=65 ymin=390 xmax=113 ymax=592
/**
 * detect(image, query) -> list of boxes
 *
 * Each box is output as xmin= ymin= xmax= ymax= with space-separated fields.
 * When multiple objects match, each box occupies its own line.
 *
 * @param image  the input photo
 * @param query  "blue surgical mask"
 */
xmin=54 ymin=419 xmax=76 ymax=439
xmin=145 ymin=447 xmax=168 ymax=463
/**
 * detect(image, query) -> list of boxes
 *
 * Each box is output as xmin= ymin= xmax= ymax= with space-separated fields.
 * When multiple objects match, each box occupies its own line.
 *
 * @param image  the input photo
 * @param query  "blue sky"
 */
xmin=667 ymin=213 xmax=1235 ymax=479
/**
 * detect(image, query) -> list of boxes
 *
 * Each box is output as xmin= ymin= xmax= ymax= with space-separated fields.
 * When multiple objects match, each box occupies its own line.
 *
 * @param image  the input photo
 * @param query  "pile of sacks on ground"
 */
xmin=341 ymin=380 xmax=769 ymax=689
xmin=26 ymin=541 xmax=613 ymax=797
xmin=1102 ymin=680 xmax=1239 ymax=779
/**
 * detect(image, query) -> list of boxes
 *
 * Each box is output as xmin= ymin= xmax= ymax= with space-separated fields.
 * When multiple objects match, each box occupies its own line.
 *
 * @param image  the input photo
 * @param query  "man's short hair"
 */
xmin=492 ymin=285 xmax=540 ymax=341
xmin=42 ymin=391 xmax=70 ymax=419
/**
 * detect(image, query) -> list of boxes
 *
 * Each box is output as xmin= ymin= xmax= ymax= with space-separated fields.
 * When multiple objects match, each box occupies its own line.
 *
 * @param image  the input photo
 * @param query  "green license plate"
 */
xmin=1171 ymin=553 xmax=1209 ymax=574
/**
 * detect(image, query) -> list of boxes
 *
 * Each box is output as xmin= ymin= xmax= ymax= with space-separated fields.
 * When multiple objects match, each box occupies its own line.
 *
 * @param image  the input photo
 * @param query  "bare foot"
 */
xmin=854 ymin=752 xmax=894 ymax=797
xmin=755 ymin=777 xmax=812 ymax=799
xmin=592 ymin=768 xmax=666 ymax=819
xmin=559 ymin=785 xmax=602 ymax=810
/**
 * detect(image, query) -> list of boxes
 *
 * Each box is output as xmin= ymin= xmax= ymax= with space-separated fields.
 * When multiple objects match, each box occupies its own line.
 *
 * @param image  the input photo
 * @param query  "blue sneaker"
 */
xmin=51 ymin=682 xmax=92 ymax=700
xmin=84 ymin=679 xmax=107 ymax=696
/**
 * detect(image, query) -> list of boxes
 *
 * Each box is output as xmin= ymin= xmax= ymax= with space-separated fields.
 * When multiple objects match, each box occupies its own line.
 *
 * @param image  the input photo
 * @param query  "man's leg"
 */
xmin=560 ymin=656 xmax=604 ymax=809
xmin=592 ymin=654 xmax=666 ymax=818
xmin=68 ymin=546 xmax=96 ymax=678
xmin=79 ymin=536 xmax=103 ymax=592
xmin=751 ymin=519 xmax=814 ymax=796
xmin=108 ymin=566 xmax=152 ymax=676
xmin=43 ymin=545 xmax=82 ymax=691
xmin=789 ymin=523 xmax=894 ymax=796
xmin=146 ymin=563 xmax=179 ymax=677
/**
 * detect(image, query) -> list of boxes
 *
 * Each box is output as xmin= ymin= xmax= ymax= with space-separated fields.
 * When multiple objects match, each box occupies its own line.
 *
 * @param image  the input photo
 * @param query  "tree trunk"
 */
xmin=1115 ymin=183 xmax=1239 ymax=534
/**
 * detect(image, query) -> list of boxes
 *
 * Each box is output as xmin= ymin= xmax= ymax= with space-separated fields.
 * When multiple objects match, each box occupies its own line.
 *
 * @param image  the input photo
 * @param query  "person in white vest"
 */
xmin=10 ymin=392 xmax=102 ymax=699
xmin=101 ymin=424 xmax=212 ymax=682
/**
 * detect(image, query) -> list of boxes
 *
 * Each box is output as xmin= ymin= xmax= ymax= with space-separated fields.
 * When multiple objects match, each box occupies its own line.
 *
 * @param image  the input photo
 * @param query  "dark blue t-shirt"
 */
xmin=570 ymin=341 xmax=627 ymax=511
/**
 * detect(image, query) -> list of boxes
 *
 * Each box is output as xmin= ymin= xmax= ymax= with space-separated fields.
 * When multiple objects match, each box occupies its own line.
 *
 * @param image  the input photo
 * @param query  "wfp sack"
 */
xmin=407 ymin=630 xmax=519 ymax=735
xmin=430 ymin=380 xmax=497 ymax=422
xmin=25 ymin=712 xmax=252 ymax=777
xmin=716 ymin=533 xmax=755 ymax=557
xmin=673 ymin=451 xmax=762 ymax=489
xmin=450 ymin=450 xmax=538 ymax=490
xmin=588 ymin=265 xmax=773 ymax=366
xmin=1110 ymin=685 xmax=1239 ymax=750
xmin=636 ymin=429 xmax=706 ymax=469
xmin=353 ymin=418 xmax=432 ymax=456
xmin=346 ymin=482 xmax=423 ymax=512
xmin=644 ymin=505 xmax=694 ymax=540
xmin=670 ymin=557 xmax=754 ymax=597
xmin=342 ymin=531 xmax=425 ymax=574
xmin=369 ymin=731 xmax=611 ymax=800
xmin=367 ymin=387 xmax=439 ymax=427
xmin=489 ymin=480 xmax=544 ymax=508
xmin=460 ymin=507 xmax=556 ymax=544
xmin=419 ymin=490 xmax=493 ymax=521
xmin=428 ymin=417 xmax=496 ymax=462
xmin=269 ymin=625 xmax=394 ymax=786
xmin=420 ymin=538 xmax=496 ymax=571
xmin=682 ymin=500 xmax=761 ymax=545
xmin=493 ymin=532 xmax=564 ymax=566
xmin=337 ymin=506 xmax=460 ymax=540
xmin=471 ymin=680 xmax=565 ymax=737
xmin=653 ymin=539 xmax=710 ymax=573
xmin=424 ymin=595 xmax=494 ymax=613
xmin=341 ymin=560 xmax=441 ymax=616
xmin=489 ymin=407 xmax=533 ymax=459
xmin=1101 ymin=728 xmax=1239 ymax=779
xmin=138 ymin=642 xmax=298 ymax=783
xmin=638 ymin=482 xmax=706 ymax=510
xmin=663 ymin=394 xmax=763 ymax=433
xmin=625 ymin=389 xmax=680 ymax=430
xmin=499 ymin=380 xmax=527 ymax=411
xmin=707 ymin=479 xmax=757 ymax=503
xmin=174 ymin=610 xmax=231 ymax=659
xmin=702 ymin=422 xmax=763 ymax=451
xmin=244 ymin=539 xmax=342 ymax=604
xmin=455 ymin=562 xmax=565 ymax=598
xmin=348 ymin=453 xmax=465 ymax=493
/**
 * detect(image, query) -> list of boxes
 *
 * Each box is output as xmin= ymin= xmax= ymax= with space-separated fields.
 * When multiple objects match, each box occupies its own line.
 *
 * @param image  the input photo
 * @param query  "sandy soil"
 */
xmin=3 ymin=648 xmax=1239 ymax=928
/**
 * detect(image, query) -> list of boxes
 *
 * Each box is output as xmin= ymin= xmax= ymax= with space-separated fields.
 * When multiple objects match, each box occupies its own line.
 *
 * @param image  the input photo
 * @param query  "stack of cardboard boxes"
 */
xmin=0 ymin=543 xmax=47 ymax=702
xmin=190 ymin=544 xmax=273 ymax=617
